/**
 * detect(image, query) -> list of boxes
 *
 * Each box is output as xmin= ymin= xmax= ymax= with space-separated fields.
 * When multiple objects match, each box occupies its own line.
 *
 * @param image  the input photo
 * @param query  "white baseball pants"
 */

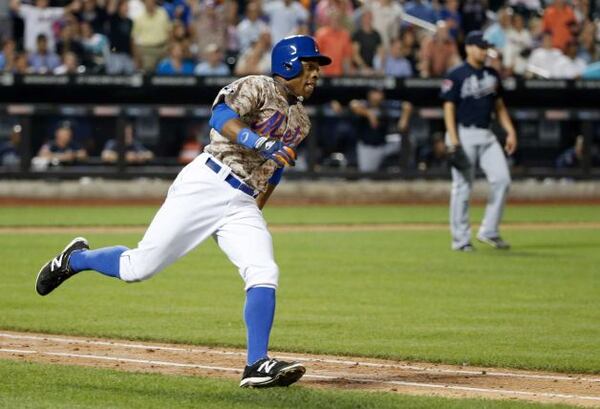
xmin=118 ymin=152 xmax=279 ymax=290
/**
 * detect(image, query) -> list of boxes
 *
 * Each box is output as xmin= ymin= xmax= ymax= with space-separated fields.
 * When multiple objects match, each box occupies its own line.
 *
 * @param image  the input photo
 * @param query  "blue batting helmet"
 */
xmin=271 ymin=35 xmax=332 ymax=79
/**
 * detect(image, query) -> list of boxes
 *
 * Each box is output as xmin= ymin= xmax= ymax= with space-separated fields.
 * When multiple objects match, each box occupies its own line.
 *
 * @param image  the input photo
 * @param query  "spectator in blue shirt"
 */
xmin=28 ymin=34 xmax=60 ymax=73
xmin=194 ymin=43 xmax=230 ymax=76
xmin=156 ymin=42 xmax=196 ymax=75
xmin=374 ymin=37 xmax=413 ymax=77
xmin=484 ymin=7 xmax=512 ymax=50
xmin=101 ymin=123 xmax=154 ymax=164
xmin=0 ymin=39 xmax=16 ymax=71
xmin=163 ymin=0 xmax=192 ymax=26
xmin=438 ymin=0 xmax=462 ymax=39
xmin=0 ymin=124 xmax=22 ymax=167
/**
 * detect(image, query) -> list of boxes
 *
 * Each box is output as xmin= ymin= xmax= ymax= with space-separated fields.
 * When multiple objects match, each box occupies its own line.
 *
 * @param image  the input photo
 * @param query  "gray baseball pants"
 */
xmin=448 ymin=126 xmax=511 ymax=250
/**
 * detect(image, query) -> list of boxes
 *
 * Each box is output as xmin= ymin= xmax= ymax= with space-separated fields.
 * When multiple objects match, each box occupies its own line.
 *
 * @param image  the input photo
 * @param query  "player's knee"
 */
xmin=242 ymin=263 xmax=279 ymax=290
xmin=118 ymin=252 xmax=161 ymax=282
xmin=491 ymin=174 xmax=511 ymax=190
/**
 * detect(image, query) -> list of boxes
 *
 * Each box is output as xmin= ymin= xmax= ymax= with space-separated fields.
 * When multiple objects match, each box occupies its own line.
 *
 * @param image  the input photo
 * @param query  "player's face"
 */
xmin=288 ymin=60 xmax=321 ymax=100
xmin=467 ymin=45 xmax=488 ymax=65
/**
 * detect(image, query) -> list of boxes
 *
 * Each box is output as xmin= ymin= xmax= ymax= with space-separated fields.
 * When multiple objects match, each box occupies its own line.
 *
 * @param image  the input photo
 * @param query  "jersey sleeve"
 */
xmin=440 ymin=70 xmax=460 ymax=103
xmin=212 ymin=76 xmax=266 ymax=117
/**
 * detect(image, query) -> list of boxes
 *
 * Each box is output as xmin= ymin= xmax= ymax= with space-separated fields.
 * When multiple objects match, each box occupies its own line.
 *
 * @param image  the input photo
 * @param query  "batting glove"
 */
xmin=237 ymin=128 xmax=296 ymax=167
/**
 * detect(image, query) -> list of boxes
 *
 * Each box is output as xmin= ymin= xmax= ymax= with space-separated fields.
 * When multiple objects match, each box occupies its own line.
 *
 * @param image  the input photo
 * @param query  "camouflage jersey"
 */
xmin=205 ymin=75 xmax=311 ymax=192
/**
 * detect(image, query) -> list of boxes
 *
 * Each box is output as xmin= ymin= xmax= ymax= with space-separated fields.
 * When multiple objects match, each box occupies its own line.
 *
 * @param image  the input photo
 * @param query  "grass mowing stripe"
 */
xmin=0 ymin=359 xmax=582 ymax=409
xmin=1 ymin=205 xmax=600 ymax=226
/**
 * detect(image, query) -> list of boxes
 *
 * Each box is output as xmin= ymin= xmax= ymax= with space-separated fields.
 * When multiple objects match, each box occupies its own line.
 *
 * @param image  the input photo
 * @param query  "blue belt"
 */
xmin=205 ymin=157 xmax=259 ymax=198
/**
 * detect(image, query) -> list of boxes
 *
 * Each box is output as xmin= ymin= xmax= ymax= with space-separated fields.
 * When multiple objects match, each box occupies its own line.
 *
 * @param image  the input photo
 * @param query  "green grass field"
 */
xmin=1 ymin=204 xmax=599 ymax=408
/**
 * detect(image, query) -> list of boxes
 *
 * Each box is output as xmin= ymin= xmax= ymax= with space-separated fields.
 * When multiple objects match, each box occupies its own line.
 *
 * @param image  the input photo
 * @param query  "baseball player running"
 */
xmin=35 ymin=35 xmax=331 ymax=388
xmin=440 ymin=31 xmax=517 ymax=251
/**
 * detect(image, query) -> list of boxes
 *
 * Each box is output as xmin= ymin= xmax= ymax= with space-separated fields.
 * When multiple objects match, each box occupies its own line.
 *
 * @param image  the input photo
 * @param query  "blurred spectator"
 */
xmin=194 ymin=43 xmax=230 ymax=75
xmin=374 ymin=37 xmax=413 ymax=77
xmin=163 ymin=0 xmax=192 ymax=26
xmin=578 ymin=20 xmax=599 ymax=63
xmin=418 ymin=22 xmax=460 ymax=78
xmin=35 ymin=123 xmax=87 ymax=166
xmin=54 ymin=50 xmax=84 ymax=74
xmin=55 ymin=18 xmax=86 ymax=63
xmin=171 ymin=19 xmax=194 ymax=59
xmin=315 ymin=11 xmax=354 ymax=76
xmin=234 ymin=31 xmax=271 ymax=75
xmin=236 ymin=1 xmax=268 ymax=53
xmin=362 ymin=0 xmax=403 ymax=50
xmin=404 ymin=0 xmax=438 ymax=25
xmin=508 ymin=0 xmax=542 ymax=19
xmin=132 ymin=0 xmax=171 ymax=71
xmin=349 ymin=88 xmax=413 ymax=172
xmin=156 ymin=41 xmax=195 ymax=74
xmin=13 ymin=52 xmax=31 ymax=74
xmin=484 ymin=7 xmax=512 ymax=51
xmin=417 ymin=132 xmax=447 ymax=171
xmin=101 ymin=123 xmax=154 ymax=164
xmin=106 ymin=0 xmax=136 ymax=74
xmin=262 ymin=0 xmax=309 ymax=44
xmin=0 ymin=39 xmax=17 ymax=72
xmin=178 ymin=134 xmax=203 ymax=164
xmin=190 ymin=0 xmax=229 ymax=59
xmin=460 ymin=0 xmax=487 ymax=34
xmin=552 ymin=40 xmax=586 ymax=78
xmin=542 ymin=0 xmax=576 ymax=51
xmin=582 ymin=60 xmax=600 ymax=78
xmin=554 ymin=134 xmax=600 ymax=169
xmin=9 ymin=0 xmax=79 ymax=52
xmin=78 ymin=0 xmax=108 ymax=35
xmin=438 ymin=0 xmax=462 ymax=39
xmin=352 ymin=10 xmax=382 ymax=74
xmin=80 ymin=21 xmax=110 ymax=72
xmin=0 ymin=124 xmax=22 ymax=167
xmin=28 ymin=33 xmax=61 ymax=73
xmin=315 ymin=0 xmax=354 ymax=30
xmin=399 ymin=28 xmax=419 ymax=73
xmin=503 ymin=12 xmax=533 ymax=76
xmin=527 ymin=31 xmax=563 ymax=78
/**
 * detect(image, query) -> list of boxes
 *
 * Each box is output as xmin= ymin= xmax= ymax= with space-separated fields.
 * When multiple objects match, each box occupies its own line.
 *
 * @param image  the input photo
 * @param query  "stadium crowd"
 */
xmin=0 ymin=0 xmax=599 ymax=79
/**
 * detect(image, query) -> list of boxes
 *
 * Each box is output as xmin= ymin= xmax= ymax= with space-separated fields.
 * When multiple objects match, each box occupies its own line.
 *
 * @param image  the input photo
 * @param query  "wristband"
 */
xmin=236 ymin=128 xmax=262 ymax=149
xmin=268 ymin=166 xmax=284 ymax=186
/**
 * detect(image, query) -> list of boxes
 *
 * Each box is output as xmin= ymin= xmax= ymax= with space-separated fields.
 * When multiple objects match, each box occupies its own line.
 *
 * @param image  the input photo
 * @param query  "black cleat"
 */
xmin=477 ymin=235 xmax=510 ymax=250
xmin=36 ymin=237 xmax=89 ymax=296
xmin=240 ymin=358 xmax=305 ymax=388
xmin=454 ymin=243 xmax=475 ymax=252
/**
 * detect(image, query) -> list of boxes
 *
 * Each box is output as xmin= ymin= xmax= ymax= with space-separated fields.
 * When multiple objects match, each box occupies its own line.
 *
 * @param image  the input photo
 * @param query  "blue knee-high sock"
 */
xmin=244 ymin=286 xmax=276 ymax=365
xmin=69 ymin=246 xmax=128 ymax=278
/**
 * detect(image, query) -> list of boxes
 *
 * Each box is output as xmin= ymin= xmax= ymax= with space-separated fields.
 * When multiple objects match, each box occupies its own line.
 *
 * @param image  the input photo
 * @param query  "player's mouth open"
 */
xmin=305 ymin=82 xmax=315 ymax=91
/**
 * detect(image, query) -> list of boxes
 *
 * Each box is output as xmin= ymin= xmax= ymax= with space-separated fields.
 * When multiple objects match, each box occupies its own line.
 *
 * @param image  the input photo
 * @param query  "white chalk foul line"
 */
xmin=2 ymin=332 xmax=600 ymax=384
xmin=1 ymin=347 xmax=599 ymax=403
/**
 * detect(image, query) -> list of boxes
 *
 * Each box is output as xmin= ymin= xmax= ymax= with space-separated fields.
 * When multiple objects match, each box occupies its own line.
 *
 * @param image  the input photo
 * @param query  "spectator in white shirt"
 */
xmin=503 ymin=13 xmax=533 ymax=76
xmin=262 ymin=0 xmax=309 ymax=44
xmin=362 ymin=0 xmax=403 ymax=50
xmin=10 ymin=0 xmax=79 ymax=53
xmin=552 ymin=40 xmax=587 ymax=78
xmin=236 ymin=1 xmax=268 ymax=53
xmin=527 ymin=31 xmax=563 ymax=78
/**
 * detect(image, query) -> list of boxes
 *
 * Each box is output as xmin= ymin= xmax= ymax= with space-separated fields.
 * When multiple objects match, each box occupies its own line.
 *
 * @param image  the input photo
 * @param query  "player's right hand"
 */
xmin=256 ymin=138 xmax=296 ymax=167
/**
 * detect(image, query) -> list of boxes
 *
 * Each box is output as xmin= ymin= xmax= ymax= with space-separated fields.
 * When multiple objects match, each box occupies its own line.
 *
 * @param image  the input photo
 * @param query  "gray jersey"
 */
xmin=205 ymin=75 xmax=311 ymax=192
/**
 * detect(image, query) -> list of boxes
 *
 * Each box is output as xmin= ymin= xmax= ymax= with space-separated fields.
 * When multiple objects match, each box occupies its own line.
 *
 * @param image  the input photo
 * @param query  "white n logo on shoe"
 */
xmin=258 ymin=360 xmax=276 ymax=374
xmin=51 ymin=254 xmax=64 ymax=271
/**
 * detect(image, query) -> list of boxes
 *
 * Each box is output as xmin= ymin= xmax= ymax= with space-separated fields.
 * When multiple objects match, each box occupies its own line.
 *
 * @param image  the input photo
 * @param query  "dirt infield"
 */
xmin=1 ymin=331 xmax=599 ymax=407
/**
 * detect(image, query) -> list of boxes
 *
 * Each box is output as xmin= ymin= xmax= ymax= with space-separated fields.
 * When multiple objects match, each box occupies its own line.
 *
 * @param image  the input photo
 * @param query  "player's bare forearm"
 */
xmin=443 ymin=102 xmax=460 ymax=145
xmin=496 ymin=99 xmax=515 ymax=136
xmin=256 ymin=184 xmax=276 ymax=210
xmin=496 ymin=98 xmax=517 ymax=154
xmin=398 ymin=101 xmax=413 ymax=132
xmin=220 ymin=118 xmax=255 ymax=144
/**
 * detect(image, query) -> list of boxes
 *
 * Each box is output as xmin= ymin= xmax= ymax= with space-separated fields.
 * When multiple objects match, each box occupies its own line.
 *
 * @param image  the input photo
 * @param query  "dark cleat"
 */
xmin=240 ymin=358 xmax=305 ymax=388
xmin=36 ymin=237 xmax=89 ymax=296
xmin=454 ymin=243 xmax=475 ymax=252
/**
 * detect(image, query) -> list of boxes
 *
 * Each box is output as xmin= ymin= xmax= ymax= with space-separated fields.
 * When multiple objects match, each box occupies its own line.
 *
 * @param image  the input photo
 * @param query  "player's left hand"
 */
xmin=505 ymin=132 xmax=517 ymax=155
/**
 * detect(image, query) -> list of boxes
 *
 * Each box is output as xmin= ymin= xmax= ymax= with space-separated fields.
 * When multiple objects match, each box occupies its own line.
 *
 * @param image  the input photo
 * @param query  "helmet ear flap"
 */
xmin=283 ymin=61 xmax=293 ymax=71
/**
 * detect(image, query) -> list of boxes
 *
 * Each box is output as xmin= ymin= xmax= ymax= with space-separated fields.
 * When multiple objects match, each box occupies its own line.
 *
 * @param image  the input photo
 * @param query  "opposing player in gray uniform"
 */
xmin=34 ymin=35 xmax=332 ymax=388
xmin=441 ymin=31 xmax=518 ymax=251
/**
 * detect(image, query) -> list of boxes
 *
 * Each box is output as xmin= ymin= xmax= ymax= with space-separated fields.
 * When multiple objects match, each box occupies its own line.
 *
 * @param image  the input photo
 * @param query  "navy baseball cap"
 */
xmin=465 ymin=31 xmax=492 ymax=48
